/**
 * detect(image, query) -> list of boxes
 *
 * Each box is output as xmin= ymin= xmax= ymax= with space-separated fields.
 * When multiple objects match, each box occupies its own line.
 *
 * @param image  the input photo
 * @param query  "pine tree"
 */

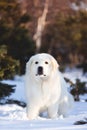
xmin=0 ymin=45 xmax=19 ymax=80
xmin=0 ymin=83 xmax=15 ymax=101
xmin=0 ymin=45 xmax=19 ymax=102
xmin=70 ymin=79 xmax=87 ymax=101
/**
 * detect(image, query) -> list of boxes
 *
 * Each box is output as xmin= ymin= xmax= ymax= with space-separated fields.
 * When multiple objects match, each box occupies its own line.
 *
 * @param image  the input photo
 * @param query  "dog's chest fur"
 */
xmin=37 ymin=80 xmax=60 ymax=108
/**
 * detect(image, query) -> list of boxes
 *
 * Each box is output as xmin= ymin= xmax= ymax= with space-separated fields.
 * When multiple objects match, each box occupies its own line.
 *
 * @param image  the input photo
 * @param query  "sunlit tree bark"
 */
xmin=33 ymin=0 xmax=49 ymax=53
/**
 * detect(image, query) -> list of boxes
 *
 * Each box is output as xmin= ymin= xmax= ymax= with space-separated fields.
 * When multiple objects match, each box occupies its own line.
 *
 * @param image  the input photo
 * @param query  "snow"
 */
xmin=70 ymin=2 xmax=87 ymax=11
xmin=0 ymin=68 xmax=87 ymax=130
xmin=0 ymin=101 xmax=87 ymax=130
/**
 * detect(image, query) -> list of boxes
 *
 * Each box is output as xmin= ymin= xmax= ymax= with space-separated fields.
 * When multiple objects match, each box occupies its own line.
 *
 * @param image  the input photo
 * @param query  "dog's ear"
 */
xmin=26 ymin=56 xmax=34 ymax=74
xmin=51 ymin=56 xmax=59 ymax=71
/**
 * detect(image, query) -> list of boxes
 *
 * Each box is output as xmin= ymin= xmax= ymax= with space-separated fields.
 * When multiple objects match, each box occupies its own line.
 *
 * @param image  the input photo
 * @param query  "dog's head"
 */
xmin=26 ymin=53 xmax=59 ymax=80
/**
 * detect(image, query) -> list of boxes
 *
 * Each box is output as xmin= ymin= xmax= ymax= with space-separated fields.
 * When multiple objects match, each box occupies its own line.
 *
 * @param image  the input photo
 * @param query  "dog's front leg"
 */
xmin=48 ymin=103 xmax=59 ymax=119
xmin=26 ymin=104 xmax=39 ymax=120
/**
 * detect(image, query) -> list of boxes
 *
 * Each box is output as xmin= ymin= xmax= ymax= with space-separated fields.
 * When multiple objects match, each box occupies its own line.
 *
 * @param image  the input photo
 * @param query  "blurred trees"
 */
xmin=0 ymin=45 xmax=19 ymax=79
xmin=0 ymin=0 xmax=87 ymax=77
xmin=41 ymin=11 xmax=87 ymax=66
xmin=0 ymin=0 xmax=35 ymax=76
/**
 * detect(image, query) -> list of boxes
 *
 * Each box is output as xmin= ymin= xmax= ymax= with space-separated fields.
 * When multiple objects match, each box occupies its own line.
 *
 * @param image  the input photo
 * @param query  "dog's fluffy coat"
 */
xmin=25 ymin=53 xmax=74 ymax=119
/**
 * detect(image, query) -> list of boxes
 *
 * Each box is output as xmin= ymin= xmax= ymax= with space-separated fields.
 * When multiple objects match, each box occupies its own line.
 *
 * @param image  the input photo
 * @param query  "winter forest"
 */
xmin=0 ymin=0 xmax=87 ymax=130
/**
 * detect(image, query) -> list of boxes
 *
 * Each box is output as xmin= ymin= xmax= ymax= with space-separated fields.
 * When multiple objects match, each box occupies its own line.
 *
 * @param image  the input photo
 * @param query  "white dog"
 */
xmin=25 ymin=53 xmax=74 ymax=119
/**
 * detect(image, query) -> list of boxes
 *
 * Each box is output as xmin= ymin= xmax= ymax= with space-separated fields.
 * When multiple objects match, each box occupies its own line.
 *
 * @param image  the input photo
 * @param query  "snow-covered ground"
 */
xmin=0 ymin=68 xmax=87 ymax=130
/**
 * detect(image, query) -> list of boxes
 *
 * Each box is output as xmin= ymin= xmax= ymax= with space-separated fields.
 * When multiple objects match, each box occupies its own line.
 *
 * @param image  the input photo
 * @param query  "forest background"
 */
xmin=0 ymin=0 xmax=87 ymax=79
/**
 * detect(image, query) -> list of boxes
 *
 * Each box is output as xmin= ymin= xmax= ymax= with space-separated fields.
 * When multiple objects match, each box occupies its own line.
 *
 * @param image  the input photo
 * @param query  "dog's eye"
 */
xmin=45 ymin=61 xmax=48 ymax=64
xmin=35 ymin=61 xmax=39 ymax=64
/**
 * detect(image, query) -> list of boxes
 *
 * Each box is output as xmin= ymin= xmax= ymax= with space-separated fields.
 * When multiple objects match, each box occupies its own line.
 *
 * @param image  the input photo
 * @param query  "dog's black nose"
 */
xmin=38 ymin=66 xmax=43 ymax=75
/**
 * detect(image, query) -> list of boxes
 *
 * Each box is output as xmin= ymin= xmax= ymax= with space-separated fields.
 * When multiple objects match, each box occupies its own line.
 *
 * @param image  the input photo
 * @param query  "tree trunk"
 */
xmin=33 ymin=0 xmax=49 ymax=53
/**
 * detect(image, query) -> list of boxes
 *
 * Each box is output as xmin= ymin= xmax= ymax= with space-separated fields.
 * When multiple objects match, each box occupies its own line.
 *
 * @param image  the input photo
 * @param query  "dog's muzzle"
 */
xmin=37 ymin=66 xmax=43 ymax=75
